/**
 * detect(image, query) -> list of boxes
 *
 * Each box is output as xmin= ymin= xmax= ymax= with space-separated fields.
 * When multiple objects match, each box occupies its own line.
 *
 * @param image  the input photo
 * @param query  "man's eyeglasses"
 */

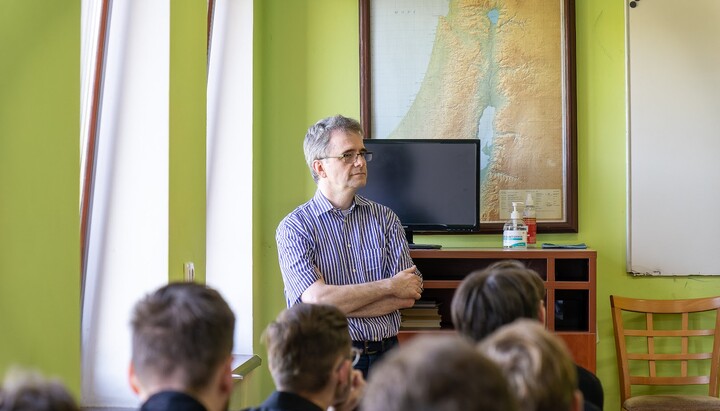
xmin=319 ymin=151 xmax=373 ymax=164
xmin=349 ymin=346 xmax=362 ymax=367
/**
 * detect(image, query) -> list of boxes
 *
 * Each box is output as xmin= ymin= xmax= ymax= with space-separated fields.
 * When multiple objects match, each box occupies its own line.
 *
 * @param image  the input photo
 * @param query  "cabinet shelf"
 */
xmin=406 ymin=248 xmax=597 ymax=371
xmin=423 ymin=280 xmax=462 ymax=289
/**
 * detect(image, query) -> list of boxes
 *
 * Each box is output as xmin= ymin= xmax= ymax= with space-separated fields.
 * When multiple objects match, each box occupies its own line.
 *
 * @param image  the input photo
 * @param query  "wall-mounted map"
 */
xmin=362 ymin=0 xmax=576 ymax=230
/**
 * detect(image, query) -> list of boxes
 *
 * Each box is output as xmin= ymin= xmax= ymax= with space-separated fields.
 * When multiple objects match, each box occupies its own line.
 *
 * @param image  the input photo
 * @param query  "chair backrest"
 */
xmin=611 ymin=295 xmax=720 ymax=403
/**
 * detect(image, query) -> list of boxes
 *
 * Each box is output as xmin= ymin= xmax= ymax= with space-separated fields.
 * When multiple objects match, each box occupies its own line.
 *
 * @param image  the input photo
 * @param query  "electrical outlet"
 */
xmin=184 ymin=262 xmax=195 ymax=282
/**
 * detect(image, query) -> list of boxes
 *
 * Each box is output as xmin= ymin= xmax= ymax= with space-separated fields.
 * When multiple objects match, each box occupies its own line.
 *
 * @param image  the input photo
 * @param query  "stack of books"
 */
xmin=400 ymin=300 xmax=441 ymax=329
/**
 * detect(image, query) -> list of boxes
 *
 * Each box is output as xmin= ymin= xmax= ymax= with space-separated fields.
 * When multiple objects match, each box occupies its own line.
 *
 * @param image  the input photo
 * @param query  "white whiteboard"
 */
xmin=627 ymin=0 xmax=720 ymax=275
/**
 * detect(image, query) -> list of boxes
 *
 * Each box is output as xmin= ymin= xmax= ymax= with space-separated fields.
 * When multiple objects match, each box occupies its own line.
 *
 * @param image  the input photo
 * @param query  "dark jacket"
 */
xmin=242 ymin=391 xmax=323 ymax=411
xmin=140 ymin=391 xmax=207 ymax=411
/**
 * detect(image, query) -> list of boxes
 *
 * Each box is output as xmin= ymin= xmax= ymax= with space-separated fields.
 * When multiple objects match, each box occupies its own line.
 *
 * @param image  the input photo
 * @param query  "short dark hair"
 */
xmin=361 ymin=335 xmax=518 ymax=411
xmin=451 ymin=260 xmax=545 ymax=341
xmin=303 ymin=115 xmax=364 ymax=182
xmin=130 ymin=283 xmax=235 ymax=391
xmin=479 ymin=320 xmax=578 ymax=411
xmin=0 ymin=369 xmax=79 ymax=411
xmin=263 ymin=303 xmax=350 ymax=393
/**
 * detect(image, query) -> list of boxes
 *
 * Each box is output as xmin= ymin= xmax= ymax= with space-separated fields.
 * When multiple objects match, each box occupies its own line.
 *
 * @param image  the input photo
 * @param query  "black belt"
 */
xmin=352 ymin=336 xmax=398 ymax=355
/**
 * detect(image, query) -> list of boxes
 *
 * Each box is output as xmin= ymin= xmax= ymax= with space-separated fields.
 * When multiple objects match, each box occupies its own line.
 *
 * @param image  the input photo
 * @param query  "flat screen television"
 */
xmin=357 ymin=139 xmax=481 ymax=249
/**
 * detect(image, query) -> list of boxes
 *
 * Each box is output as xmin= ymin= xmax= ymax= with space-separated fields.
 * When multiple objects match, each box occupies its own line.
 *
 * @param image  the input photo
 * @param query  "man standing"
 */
xmin=244 ymin=303 xmax=365 ymax=411
xmin=128 ymin=283 xmax=235 ymax=411
xmin=276 ymin=115 xmax=422 ymax=376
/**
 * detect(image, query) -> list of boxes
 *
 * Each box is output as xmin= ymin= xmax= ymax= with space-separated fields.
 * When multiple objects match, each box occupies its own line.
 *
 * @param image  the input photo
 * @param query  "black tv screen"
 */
xmin=358 ymin=139 xmax=481 ymax=237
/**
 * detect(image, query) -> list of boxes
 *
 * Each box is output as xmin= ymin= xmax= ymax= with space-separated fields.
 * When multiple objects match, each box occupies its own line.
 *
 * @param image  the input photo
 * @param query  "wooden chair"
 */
xmin=611 ymin=295 xmax=720 ymax=411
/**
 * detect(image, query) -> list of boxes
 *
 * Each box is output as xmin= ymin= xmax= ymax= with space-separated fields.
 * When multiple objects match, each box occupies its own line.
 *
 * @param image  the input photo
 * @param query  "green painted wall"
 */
xmin=0 ymin=0 xmax=81 ymax=396
xmin=250 ymin=1 xmax=720 ymax=409
xmin=169 ymin=0 xmax=207 ymax=283
xmin=254 ymin=0 xmax=310 ymax=401
xmin=4 ymin=0 xmax=711 ymax=407
xmin=0 ymin=0 xmax=208 ymax=400
xmin=253 ymin=0 xmax=361 ymax=400
xmin=250 ymin=0 xmax=268 ymax=405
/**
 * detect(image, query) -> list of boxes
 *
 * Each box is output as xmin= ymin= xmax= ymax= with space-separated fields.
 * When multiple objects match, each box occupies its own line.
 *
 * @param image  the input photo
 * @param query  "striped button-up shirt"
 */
xmin=276 ymin=190 xmax=418 ymax=341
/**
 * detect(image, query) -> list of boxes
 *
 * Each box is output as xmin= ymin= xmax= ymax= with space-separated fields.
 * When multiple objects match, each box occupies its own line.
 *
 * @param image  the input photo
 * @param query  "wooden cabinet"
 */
xmin=402 ymin=248 xmax=597 ymax=372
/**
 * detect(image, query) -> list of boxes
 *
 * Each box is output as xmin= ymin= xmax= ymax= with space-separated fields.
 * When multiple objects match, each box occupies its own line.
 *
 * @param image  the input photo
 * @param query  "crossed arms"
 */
xmin=301 ymin=266 xmax=423 ymax=317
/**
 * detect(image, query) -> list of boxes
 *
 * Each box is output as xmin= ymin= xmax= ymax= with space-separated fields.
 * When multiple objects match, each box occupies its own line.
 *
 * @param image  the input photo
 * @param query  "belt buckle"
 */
xmin=364 ymin=340 xmax=379 ymax=355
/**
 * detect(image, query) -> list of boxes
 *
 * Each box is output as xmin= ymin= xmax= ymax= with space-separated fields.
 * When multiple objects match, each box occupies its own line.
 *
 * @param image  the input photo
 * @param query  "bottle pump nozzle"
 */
xmin=511 ymin=202 xmax=524 ymax=219
xmin=504 ymin=201 xmax=528 ymax=249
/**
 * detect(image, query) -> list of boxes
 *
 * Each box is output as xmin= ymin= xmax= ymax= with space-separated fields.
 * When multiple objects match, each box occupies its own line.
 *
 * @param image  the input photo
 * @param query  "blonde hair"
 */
xmin=362 ymin=335 xmax=518 ymax=411
xmin=479 ymin=320 xmax=578 ymax=411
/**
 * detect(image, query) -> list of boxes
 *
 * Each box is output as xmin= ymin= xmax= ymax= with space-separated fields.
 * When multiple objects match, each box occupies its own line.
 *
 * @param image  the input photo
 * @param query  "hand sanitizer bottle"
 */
xmin=523 ymin=193 xmax=537 ymax=247
xmin=503 ymin=202 xmax=528 ymax=249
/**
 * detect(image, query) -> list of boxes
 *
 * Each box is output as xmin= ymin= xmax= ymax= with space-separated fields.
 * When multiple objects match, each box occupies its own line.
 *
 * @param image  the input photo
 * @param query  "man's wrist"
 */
xmin=380 ymin=277 xmax=396 ymax=297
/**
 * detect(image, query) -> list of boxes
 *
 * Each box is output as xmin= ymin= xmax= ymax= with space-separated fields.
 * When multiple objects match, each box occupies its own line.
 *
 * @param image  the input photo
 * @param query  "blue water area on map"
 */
xmin=487 ymin=9 xmax=499 ymax=25
xmin=477 ymin=105 xmax=496 ymax=178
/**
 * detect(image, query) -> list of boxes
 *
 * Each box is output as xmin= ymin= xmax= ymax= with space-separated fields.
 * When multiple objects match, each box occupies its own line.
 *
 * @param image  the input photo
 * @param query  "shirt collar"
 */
xmin=141 ymin=391 xmax=207 ymax=411
xmin=264 ymin=391 xmax=324 ymax=411
xmin=311 ymin=190 xmax=368 ymax=216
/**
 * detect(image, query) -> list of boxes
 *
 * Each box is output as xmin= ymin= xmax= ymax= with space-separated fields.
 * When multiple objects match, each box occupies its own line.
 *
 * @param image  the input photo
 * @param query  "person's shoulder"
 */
xmin=355 ymin=195 xmax=395 ymax=215
xmin=240 ymin=391 xmax=321 ymax=411
xmin=140 ymin=391 xmax=206 ymax=411
xmin=576 ymin=364 xmax=604 ymax=410
xmin=287 ymin=198 xmax=316 ymax=217
xmin=277 ymin=199 xmax=316 ymax=229
xmin=286 ymin=192 xmax=335 ymax=219
xmin=356 ymin=196 xmax=403 ymax=227
xmin=576 ymin=364 xmax=603 ymax=389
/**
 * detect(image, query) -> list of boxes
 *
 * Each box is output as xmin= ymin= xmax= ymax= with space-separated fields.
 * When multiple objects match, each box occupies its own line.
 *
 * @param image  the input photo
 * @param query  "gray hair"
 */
xmin=303 ymin=115 xmax=363 ymax=182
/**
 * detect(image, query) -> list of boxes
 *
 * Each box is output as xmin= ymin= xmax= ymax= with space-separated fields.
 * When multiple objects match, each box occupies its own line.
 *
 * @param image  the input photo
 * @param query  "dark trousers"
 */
xmin=352 ymin=336 xmax=399 ymax=379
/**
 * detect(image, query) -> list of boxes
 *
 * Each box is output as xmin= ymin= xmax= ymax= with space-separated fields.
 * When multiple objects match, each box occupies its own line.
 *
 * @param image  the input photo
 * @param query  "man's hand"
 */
xmin=302 ymin=265 xmax=422 ymax=316
xmin=389 ymin=265 xmax=423 ymax=300
xmin=333 ymin=369 xmax=366 ymax=411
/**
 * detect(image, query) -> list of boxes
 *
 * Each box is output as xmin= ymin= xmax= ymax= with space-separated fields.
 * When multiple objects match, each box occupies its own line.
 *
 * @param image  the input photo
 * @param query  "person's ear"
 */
xmin=219 ymin=356 xmax=234 ymax=395
xmin=571 ymin=389 xmax=583 ymax=411
xmin=128 ymin=363 xmax=141 ymax=395
xmin=313 ymin=160 xmax=327 ymax=179
xmin=334 ymin=357 xmax=351 ymax=385
xmin=538 ymin=300 xmax=547 ymax=325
